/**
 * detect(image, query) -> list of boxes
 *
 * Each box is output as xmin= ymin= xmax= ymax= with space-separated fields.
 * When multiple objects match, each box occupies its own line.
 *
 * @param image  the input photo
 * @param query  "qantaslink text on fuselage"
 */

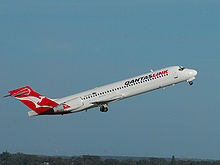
xmin=124 ymin=69 xmax=168 ymax=86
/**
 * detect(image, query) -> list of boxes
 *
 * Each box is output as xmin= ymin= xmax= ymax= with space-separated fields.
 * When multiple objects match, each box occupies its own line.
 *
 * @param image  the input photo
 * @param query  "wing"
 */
xmin=91 ymin=94 xmax=124 ymax=105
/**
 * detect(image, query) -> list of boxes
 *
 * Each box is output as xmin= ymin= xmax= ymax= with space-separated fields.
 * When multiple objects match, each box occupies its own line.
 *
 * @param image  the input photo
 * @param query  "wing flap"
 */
xmin=91 ymin=94 xmax=124 ymax=105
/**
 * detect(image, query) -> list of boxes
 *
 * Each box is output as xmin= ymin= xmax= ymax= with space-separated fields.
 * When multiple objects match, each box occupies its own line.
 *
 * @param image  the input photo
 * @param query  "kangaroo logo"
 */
xmin=17 ymin=96 xmax=52 ymax=109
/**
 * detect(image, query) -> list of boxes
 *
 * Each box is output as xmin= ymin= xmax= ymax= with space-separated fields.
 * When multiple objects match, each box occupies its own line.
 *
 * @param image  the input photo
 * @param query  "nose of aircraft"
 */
xmin=188 ymin=69 xmax=198 ymax=77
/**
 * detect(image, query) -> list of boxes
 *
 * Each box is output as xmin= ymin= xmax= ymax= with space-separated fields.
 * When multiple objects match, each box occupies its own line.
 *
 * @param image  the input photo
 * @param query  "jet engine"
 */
xmin=53 ymin=104 xmax=65 ymax=113
xmin=100 ymin=104 xmax=109 ymax=112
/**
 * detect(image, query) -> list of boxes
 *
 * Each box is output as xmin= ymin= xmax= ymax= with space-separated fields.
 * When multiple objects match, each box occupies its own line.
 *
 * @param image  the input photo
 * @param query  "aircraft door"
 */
xmin=173 ymin=71 xmax=178 ymax=79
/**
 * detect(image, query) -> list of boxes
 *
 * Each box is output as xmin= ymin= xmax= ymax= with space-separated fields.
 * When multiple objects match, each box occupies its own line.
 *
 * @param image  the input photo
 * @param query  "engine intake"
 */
xmin=53 ymin=104 xmax=65 ymax=113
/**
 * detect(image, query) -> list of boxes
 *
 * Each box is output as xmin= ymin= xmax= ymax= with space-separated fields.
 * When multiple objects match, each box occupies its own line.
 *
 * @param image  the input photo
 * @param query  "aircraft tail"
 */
xmin=7 ymin=86 xmax=59 ymax=115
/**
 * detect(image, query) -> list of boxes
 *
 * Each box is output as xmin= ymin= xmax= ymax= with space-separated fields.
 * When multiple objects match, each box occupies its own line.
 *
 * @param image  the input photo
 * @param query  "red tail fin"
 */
xmin=9 ymin=86 xmax=59 ymax=114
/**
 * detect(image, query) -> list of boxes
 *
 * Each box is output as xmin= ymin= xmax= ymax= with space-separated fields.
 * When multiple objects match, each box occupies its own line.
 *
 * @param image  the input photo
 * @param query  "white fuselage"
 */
xmin=55 ymin=66 xmax=197 ymax=114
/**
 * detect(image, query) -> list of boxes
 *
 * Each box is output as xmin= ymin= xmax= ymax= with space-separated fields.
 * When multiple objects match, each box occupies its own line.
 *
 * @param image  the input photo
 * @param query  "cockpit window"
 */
xmin=178 ymin=66 xmax=185 ymax=71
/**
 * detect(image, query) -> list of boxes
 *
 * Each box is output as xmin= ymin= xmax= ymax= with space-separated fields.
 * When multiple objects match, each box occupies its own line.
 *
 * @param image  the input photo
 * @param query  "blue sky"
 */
xmin=1 ymin=0 xmax=220 ymax=159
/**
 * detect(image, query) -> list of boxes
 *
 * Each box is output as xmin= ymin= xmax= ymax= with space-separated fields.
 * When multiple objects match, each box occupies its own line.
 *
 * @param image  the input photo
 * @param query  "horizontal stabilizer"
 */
xmin=3 ymin=94 xmax=11 ymax=98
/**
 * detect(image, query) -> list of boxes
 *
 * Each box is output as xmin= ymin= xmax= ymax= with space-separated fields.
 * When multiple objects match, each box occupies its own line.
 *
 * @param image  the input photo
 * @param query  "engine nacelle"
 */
xmin=53 ymin=104 xmax=65 ymax=113
xmin=100 ymin=104 xmax=109 ymax=112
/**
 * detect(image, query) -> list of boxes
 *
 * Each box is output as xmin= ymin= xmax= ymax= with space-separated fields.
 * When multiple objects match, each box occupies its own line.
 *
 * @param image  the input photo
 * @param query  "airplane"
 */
xmin=4 ymin=66 xmax=197 ymax=117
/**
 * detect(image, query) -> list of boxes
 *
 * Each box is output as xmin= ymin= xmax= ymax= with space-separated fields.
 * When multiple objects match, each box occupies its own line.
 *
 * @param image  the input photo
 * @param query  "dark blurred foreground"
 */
xmin=0 ymin=152 xmax=220 ymax=165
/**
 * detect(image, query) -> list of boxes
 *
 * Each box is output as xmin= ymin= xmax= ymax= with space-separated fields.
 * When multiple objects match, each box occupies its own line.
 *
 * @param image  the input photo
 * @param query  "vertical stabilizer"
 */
xmin=8 ymin=86 xmax=59 ymax=115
